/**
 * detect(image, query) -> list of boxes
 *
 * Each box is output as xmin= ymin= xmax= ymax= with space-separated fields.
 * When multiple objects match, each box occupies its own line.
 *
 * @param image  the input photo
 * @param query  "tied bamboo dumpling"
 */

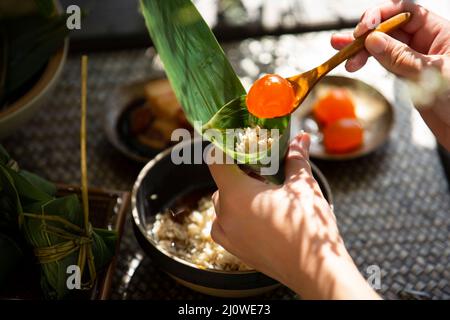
xmin=0 ymin=145 xmax=117 ymax=299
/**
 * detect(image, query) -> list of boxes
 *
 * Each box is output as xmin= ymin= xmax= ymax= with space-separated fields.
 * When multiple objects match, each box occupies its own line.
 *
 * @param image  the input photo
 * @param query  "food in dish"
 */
xmin=313 ymin=88 xmax=356 ymax=126
xmin=129 ymin=79 xmax=191 ymax=150
xmin=312 ymin=88 xmax=363 ymax=154
xmin=149 ymin=195 xmax=250 ymax=271
xmin=323 ymin=118 xmax=363 ymax=154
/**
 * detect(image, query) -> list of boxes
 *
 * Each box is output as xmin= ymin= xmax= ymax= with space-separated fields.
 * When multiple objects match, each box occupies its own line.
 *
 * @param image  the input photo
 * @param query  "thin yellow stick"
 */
xmin=81 ymin=55 xmax=89 ymax=232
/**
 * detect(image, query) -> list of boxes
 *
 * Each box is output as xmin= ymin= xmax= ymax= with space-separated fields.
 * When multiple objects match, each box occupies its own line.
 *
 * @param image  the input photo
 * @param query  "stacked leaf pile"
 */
xmin=0 ymin=145 xmax=117 ymax=299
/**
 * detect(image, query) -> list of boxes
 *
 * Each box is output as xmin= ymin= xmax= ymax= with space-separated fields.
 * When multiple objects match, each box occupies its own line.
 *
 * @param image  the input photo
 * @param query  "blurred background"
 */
xmin=63 ymin=0 xmax=450 ymax=50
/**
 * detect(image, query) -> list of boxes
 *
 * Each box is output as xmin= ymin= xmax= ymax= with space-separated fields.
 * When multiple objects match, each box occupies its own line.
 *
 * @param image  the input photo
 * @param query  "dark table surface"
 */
xmin=2 ymin=26 xmax=449 ymax=299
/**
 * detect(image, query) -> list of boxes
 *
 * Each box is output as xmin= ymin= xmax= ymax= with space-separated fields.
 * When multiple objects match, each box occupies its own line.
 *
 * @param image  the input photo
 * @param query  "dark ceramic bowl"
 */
xmin=132 ymin=139 xmax=333 ymax=297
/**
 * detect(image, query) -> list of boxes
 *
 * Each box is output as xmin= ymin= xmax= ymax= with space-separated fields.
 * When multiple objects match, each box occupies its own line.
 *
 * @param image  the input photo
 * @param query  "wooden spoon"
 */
xmin=285 ymin=12 xmax=411 ymax=116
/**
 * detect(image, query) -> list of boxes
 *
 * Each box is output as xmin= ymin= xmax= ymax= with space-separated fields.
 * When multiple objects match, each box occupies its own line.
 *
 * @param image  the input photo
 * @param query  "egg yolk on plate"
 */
xmin=313 ymin=88 xmax=356 ymax=126
xmin=246 ymin=74 xmax=296 ymax=118
xmin=323 ymin=118 xmax=363 ymax=154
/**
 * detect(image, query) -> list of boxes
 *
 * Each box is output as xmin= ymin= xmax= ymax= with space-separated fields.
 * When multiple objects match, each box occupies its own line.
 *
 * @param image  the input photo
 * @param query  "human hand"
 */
xmin=208 ymin=133 xmax=379 ymax=299
xmin=331 ymin=0 xmax=450 ymax=150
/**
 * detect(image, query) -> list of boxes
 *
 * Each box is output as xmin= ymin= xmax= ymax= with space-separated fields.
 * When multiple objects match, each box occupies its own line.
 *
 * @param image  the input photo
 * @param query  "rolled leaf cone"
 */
xmin=140 ymin=0 xmax=291 ymax=184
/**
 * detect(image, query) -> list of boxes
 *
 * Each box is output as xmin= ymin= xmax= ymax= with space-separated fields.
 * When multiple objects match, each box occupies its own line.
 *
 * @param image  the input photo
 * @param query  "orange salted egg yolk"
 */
xmin=313 ymin=88 xmax=356 ymax=126
xmin=246 ymin=74 xmax=296 ymax=118
xmin=323 ymin=118 xmax=363 ymax=154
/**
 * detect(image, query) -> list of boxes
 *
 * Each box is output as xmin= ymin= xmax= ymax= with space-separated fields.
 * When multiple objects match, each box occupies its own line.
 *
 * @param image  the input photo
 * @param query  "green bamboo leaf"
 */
xmin=202 ymin=96 xmax=250 ymax=131
xmin=91 ymin=229 xmax=117 ymax=270
xmin=2 ymin=14 xmax=68 ymax=100
xmin=0 ymin=164 xmax=23 ymax=226
xmin=24 ymin=195 xmax=84 ymax=231
xmin=2 ymin=164 xmax=53 ymax=206
xmin=0 ymin=144 xmax=10 ymax=165
xmin=0 ymin=145 xmax=116 ymax=299
xmin=140 ymin=0 xmax=246 ymax=129
xmin=140 ymin=0 xmax=290 ymax=183
xmin=22 ymin=195 xmax=82 ymax=299
xmin=8 ymin=15 xmax=66 ymax=64
xmin=19 ymin=170 xmax=56 ymax=197
xmin=0 ymin=193 xmax=18 ymax=230
xmin=0 ymin=27 xmax=7 ymax=102
xmin=34 ymin=0 xmax=55 ymax=18
xmin=22 ymin=195 xmax=117 ymax=299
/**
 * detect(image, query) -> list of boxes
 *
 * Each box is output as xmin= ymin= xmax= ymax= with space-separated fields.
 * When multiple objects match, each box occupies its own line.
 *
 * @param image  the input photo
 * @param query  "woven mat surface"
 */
xmin=2 ymin=31 xmax=449 ymax=300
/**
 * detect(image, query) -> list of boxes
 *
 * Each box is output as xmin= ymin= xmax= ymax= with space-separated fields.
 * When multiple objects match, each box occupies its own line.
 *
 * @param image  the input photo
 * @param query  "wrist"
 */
xmin=286 ymin=243 xmax=380 ymax=300
xmin=321 ymin=250 xmax=380 ymax=299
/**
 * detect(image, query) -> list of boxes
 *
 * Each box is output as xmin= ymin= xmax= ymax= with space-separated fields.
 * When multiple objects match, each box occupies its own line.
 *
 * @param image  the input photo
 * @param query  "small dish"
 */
xmin=132 ymin=138 xmax=333 ymax=297
xmin=104 ymin=76 xmax=191 ymax=162
xmin=291 ymin=76 xmax=394 ymax=160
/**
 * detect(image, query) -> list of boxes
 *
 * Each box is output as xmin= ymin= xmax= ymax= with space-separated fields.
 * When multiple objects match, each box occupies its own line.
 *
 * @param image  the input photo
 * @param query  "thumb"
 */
xmin=365 ymin=31 xmax=428 ymax=79
xmin=284 ymin=133 xmax=312 ymax=182
xmin=207 ymin=146 xmax=260 ymax=191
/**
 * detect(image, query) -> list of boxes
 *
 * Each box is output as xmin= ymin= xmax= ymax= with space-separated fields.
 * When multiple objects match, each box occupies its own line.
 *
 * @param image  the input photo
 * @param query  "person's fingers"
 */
xmin=372 ymin=1 xmax=429 ymax=35
xmin=331 ymin=33 xmax=368 ymax=72
xmin=210 ymin=218 xmax=226 ymax=243
xmin=345 ymin=50 xmax=370 ymax=72
xmin=208 ymin=148 xmax=258 ymax=191
xmin=332 ymin=28 xmax=410 ymax=50
xmin=355 ymin=0 xmax=442 ymax=54
xmin=354 ymin=7 xmax=378 ymax=38
xmin=210 ymin=218 xmax=235 ymax=252
xmin=331 ymin=33 xmax=354 ymax=50
xmin=211 ymin=191 xmax=220 ymax=214
xmin=389 ymin=29 xmax=412 ymax=45
xmin=365 ymin=31 xmax=428 ymax=78
xmin=332 ymin=28 xmax=412 ymax=73
xmin=285 ymin=133 xmax=312 ymax=182
xmin=353 ymin=0 xmax=414 ymax=38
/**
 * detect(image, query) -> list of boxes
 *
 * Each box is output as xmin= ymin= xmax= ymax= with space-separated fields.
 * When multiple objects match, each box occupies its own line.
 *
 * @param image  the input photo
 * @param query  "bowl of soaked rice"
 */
xmin=132 ymin=138 xmax=333 ymax=297
xmin=150 ymin=194 xmax=251 ymax=272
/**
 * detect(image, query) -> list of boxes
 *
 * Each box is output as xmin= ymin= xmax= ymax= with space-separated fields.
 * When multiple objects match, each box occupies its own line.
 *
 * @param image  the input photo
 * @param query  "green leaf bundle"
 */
xmin=0 ymin=146 xmax=117 ymax=299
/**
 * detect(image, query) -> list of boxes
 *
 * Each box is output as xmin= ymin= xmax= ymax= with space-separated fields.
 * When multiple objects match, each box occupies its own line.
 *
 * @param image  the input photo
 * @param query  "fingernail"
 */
xmin=366 ymin=32 xmax=387 ymax=55
xmin=354 ymin=23 xmax=364 ymax=38
xmin=346 ymin=57 xmax=358 ymax=72
xmin=293 ymin=130 xmax=305 ymax=145
xmin=332 ymin=32 xmax=346 ymax=39
xmin=300 ymin=133 xmax=310 ymax=151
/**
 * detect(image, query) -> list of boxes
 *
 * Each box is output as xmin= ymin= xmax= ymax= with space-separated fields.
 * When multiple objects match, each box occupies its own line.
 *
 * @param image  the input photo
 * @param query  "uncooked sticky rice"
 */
xmin=235 ymin=125 xmax=274 ymax=154
xmin=149 ymin=196 xmax=251 ymax=271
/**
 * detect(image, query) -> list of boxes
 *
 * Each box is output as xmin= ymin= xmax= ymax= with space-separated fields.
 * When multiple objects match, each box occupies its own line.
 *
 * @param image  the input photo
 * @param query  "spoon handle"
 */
xmin=316 ymin=12 xmax=411 ymax=78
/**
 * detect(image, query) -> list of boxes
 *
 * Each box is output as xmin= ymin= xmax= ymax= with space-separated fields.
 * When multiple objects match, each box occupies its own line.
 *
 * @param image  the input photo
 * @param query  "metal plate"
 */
xmin=291 ymin=75 xmax=394 ymax=160
xmin=104 ymin=74 xmax=169 ymax=163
